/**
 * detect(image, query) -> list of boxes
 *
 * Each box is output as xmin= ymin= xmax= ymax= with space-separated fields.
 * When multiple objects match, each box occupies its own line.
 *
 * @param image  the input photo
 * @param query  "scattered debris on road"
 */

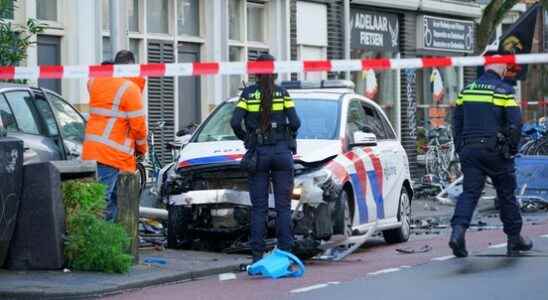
xmin=396 ymin=245 xmax=433 ymax=254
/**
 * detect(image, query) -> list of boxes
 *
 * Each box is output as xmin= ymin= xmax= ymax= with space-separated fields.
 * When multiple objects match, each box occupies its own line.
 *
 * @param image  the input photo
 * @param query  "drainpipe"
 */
xmin=344 ymin=0 xmax=351 ymax=80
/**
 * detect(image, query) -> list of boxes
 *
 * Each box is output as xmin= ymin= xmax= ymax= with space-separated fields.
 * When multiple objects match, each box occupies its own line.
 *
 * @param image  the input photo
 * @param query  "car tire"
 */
xmin=382 ymin=187 xmax=411 ymax=244
xmin=333 ymin=189 xmax=353 ymax=238
xmin=167 ymin=204 xmax=191 ymax=249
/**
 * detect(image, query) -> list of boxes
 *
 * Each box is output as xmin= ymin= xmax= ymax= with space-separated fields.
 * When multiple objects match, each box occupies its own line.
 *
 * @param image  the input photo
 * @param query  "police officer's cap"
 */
xmin=257 ymin=53 xmax=275 ymax=61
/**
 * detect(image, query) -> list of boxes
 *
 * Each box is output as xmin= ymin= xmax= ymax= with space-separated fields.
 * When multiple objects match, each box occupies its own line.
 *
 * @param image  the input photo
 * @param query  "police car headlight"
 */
xmin=292 ymin=168 xmax=333 ymax=200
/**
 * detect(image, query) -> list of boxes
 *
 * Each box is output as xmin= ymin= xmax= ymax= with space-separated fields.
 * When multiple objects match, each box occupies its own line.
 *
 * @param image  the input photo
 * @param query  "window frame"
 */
xmin=0 ymin=93 xmax=18 ymax=132
xmin=146 ymin=0 xmax=172 ymax=35
xmin=176 ymin=0 xmax=200 ymax=37
xmin=345 ymin=99 xmax=368 ymax=144
xmin=246 ymin=1 xmax=267 ymax=44
xmin=361 ymin=100 xmax=397 ymax=141
xmin=0 ymin=0 xmax=14 ymax=20
xmin=2 ymin=89 xmax=44 ymax=136
xmin=36 ymin=0 xmax=61 ymax=25
xmin=44 ymin=90 xmax=86 ymax=143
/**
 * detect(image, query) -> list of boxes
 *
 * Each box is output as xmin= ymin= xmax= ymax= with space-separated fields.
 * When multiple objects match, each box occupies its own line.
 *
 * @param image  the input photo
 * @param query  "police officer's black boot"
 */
xmin=449 ymin=225 xmax=468 ymax=258
xmin=507 ymin=235 xmax=533 ymax=257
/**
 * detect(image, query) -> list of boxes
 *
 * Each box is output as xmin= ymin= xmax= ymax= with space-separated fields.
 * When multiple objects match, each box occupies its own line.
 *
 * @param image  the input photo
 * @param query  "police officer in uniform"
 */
xmin=230 ymin=54 xmax=301 ymax=262
xmin=450 ymin=51 xmax=533 ymax=257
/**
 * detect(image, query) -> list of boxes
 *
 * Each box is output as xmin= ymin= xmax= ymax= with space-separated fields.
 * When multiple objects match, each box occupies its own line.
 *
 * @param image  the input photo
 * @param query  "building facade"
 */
xmin=292 ymin=0 xmax=482 ymax=177
xmin=12 ymin=1 xmax=542 ymax=177
xmin=6 ymin=0 xmax=291 ymax=162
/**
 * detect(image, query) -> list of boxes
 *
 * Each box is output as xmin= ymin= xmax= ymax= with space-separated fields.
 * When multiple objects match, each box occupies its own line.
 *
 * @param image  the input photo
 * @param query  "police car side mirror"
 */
xmin=350 ymin=131 xmax=377 ymax=147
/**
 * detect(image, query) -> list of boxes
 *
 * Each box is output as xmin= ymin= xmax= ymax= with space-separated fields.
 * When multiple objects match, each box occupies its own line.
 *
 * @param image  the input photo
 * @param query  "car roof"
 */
xmin=226 ymin=90 xmax=352 ymax=103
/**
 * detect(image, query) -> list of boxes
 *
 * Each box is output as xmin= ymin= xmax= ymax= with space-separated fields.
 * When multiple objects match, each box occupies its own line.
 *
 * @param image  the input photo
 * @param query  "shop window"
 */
xmin=102 ymin=0 xmax=109 ymax=31
xmin=352 ymin=50 xmax=398 ymax=128
xmin=247 ymin=2 xmax=265 ymax=42
xmin=545 ymin=11 xmax=548 ymax=50
xmin=229 ymin=0 xmax=242 ymax=41
xmin=36 ymin=0 xmax=57 ymax=21
xmin=129 ymin=39 xmax=141 ymax=63
xmin=128 ymin=0 xmax=140 ymax=32
xmin=229 ymin=46 xmax=244 ymax=97
xmin=417 ymin=66 xmax=460 ymax=129
xmin=177 ymin=0 xmax=199 ymax=36
xmin=147 ymin=0 xmax=169 ymax=34
xmin=0 ymin=0 xmax=14 ymax=19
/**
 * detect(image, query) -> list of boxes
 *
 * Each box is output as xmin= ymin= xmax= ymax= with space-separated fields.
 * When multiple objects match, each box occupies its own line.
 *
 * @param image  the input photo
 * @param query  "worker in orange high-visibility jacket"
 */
xmin=82 ymin=50 xmax=147 ymax=221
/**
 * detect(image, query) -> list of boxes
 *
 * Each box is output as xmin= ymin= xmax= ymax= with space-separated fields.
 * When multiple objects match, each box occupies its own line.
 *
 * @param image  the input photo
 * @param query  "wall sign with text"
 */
xmin=350 ymin=8 xmax=399 ymax=52
xmin=417 ymin=15 xmax=474 ymax=53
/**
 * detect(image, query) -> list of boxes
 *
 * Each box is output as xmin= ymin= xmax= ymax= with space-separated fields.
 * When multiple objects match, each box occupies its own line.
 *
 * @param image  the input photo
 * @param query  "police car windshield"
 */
xmin=194 ymin=99 xmax=340 ymax=143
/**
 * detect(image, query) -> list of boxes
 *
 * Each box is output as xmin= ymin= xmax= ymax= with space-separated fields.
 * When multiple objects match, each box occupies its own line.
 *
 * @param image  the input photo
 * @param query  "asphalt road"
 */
xmin=104 ymin=211 xmax=548 ymax=300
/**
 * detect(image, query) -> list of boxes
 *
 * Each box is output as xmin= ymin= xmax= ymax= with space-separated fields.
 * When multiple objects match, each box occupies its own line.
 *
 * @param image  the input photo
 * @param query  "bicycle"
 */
xmin=520 ymin=121 xmax=548 ymax=156
xmin=137 ymin=121 xmax=165 ymax=196
xmin=424 ymin=126 xmax=461 ymax=184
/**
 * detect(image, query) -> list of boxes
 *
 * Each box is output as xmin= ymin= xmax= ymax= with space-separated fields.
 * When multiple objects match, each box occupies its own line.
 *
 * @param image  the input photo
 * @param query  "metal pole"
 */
xmin=109 ymin=0 xmax=121 ymax=58
xmin=343 ymin=0 xmax=351 ymax=80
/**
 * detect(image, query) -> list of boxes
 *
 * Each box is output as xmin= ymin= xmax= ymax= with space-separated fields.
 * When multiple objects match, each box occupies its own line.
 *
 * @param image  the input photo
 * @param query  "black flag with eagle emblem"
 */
xmin=482 ymin=3 xmax=542 ymax=82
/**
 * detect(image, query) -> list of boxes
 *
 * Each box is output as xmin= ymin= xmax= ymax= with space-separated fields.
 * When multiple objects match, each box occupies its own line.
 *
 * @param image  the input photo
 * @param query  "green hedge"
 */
xmin=62 ymin=180 xmax=133 ymax=273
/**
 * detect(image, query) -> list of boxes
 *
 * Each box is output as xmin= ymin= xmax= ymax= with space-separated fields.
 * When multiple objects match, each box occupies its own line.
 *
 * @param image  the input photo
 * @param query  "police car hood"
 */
xmin=177 ymin=139 xmax=341 ymax=169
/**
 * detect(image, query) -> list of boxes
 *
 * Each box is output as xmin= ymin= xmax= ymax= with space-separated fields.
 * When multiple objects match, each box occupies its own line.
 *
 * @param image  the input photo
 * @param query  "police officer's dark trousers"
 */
xmin=451 ymin=140 xmax=522 ymax=236
xmin=248 ymin=143 xmax=294 ymax=254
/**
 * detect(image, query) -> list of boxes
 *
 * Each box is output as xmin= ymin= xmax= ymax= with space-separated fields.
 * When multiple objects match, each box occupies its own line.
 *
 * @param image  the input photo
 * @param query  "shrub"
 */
xmin=62 ymin=180 xmax=133 ymax=273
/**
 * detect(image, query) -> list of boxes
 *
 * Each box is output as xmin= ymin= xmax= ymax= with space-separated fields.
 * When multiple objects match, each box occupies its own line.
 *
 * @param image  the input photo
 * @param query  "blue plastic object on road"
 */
xmin=247 ymin=249 xmax=305 ymax=279
xmin=143 ymin=257 xmax=167 ymax=266
xmin=516 ymin=155 xmax=548 ymax=203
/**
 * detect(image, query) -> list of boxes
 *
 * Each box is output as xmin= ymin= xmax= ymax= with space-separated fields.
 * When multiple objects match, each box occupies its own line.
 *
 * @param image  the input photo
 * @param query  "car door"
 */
xmin=1 ymin=90 xmax=63 ymax=163
xmin=361 ymin=101 xmax=401 ymax=222
xmin=343 ymin=99 xmax=378 ymax=225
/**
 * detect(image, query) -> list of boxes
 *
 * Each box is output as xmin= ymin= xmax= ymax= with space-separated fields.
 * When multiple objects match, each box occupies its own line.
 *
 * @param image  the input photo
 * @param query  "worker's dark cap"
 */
xmin=257 ymin=53 xmax=275 ymax=61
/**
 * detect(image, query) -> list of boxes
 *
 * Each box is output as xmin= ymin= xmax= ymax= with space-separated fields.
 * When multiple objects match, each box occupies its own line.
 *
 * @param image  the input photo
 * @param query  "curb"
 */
xmin=0 ymin=263 xmax=245 ymax=300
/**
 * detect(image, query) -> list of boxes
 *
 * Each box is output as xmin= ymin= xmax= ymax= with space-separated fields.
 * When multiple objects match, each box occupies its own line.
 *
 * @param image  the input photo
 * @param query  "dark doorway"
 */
xmin=37 ymin=35 xmax=61 ymax=94
xmin=177 ymin=43 xmax=201 ymax=131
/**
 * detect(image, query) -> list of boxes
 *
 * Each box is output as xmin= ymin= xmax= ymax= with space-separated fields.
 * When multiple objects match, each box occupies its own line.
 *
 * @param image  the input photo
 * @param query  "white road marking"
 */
xmin=290 ymin=282 xmax=340 ymax=294
xmin=431 ymin=255 xmax=455 ymax=261
xmin=540 ymin=234 xmax=548 ymax=239
xmin=489 ymin=243 xmax=507 ymax=249
xmin=400 ymin=265 xmax=412 ymax=269
xmin=218 ymin=273 xmax=237 ymax=281
xmin=367 ymin=268 xmax=401 ymax=276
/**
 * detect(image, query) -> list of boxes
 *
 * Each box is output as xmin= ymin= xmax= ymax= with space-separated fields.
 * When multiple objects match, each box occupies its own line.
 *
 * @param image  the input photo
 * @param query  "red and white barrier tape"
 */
xmin=1 ymin=53 xmax=547 ymax=80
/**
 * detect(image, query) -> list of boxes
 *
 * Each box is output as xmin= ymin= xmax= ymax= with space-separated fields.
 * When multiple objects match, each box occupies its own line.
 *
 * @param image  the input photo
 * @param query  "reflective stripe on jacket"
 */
xmin=82 ymin=77 xmax=148 ymax=172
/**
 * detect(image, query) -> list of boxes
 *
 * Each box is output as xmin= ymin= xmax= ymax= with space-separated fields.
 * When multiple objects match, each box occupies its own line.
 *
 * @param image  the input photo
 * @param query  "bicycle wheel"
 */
xmin=425 ymin=149 xmax=437 ymax=175
xmin=136 ymin=162 xmax=147 ymax=196
xmin=530 ymin=139 xmax=548 ymax=155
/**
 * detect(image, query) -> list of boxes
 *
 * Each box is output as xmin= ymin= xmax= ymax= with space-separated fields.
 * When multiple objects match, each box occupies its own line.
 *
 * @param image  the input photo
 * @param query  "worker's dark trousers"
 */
xmin=248 ymin=143 xmax=294 ymax=254
xmin=451 ymin=142 xmax=522 ymax=236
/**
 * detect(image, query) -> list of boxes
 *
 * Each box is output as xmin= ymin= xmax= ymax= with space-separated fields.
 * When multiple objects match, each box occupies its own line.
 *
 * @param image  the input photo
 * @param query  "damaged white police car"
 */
xmin=157 ymin=80 xmax=413 ymax=258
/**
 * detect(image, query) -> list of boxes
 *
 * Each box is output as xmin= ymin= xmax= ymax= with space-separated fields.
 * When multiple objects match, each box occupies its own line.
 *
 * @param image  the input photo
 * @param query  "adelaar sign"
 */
xmin=417 ymin=15 xmax=474 ymax=53
xmin=350 ymin=8 xmax=399 ymax=52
